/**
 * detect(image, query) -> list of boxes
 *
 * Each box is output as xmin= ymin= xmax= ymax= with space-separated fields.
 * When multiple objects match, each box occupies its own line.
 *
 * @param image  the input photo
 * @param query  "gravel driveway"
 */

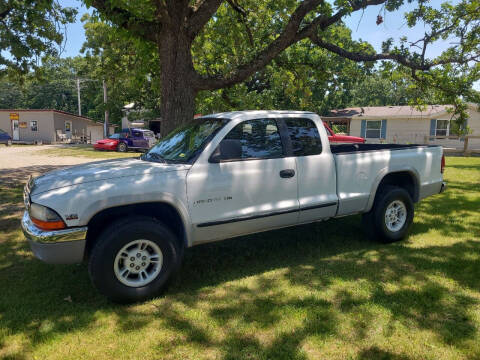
xmin=0 ymin=145 xmax=97 ymax=187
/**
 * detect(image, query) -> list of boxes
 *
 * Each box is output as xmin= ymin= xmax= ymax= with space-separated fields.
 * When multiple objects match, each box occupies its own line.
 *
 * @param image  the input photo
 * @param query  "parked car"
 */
xmin=21 ymin=111 xmax=445 ymax=302
xmin=93 ymin=128 xmax=156 ymax=152
xmin=0 ymin=129 xmax=12 ymax=146
xmin=323 ymin=122 xmax=365 ymax=143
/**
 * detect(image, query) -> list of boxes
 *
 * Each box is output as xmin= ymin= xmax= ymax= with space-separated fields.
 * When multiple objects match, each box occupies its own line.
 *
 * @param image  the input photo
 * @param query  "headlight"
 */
xmin=29 ymin=203 xmax=66 ymax=230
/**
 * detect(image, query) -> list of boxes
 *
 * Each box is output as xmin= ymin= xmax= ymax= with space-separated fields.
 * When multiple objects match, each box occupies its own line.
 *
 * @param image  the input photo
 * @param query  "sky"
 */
xmin=59 ymin=0 xmax=478 ymax=90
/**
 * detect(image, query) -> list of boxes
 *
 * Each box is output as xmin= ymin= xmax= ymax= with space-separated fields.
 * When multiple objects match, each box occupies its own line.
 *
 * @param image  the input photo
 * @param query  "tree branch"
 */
xmin=193 ymin=0 xmax=324 ymax=90
xmin=0 ymin=7 xmax=12 ymax=21
xmin=311 ymin=35 xmax=430 ymax=70
xmin=90 ymin=0 xmax=161 ymax=42
xmin=188 ymin=0 xmax=224 ymax=39
xmin=310 ymin=35 xmax=480 ymax=71
xmin=194 ymin=0 xmax=391 ymax=90
xmin=227 ymin=0 xmax=253 ymax=45
xmin=297 ymin=0 xmax=388 ymax=39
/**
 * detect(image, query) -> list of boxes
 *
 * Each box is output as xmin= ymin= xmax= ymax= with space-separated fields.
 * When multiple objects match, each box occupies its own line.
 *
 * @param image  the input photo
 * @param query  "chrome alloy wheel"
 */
xmin=384 ymin=200 xmax=407 ymax=232
xmin=114 ymin=239 xmax=163 ymax=287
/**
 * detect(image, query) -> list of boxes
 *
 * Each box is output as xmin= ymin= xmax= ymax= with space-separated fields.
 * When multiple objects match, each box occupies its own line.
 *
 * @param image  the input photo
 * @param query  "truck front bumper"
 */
xmin=21 ymin=211 xmax=87 ymax=264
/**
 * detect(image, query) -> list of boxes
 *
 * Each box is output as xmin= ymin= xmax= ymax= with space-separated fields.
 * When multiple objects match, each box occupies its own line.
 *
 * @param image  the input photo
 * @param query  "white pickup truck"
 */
xmin=21 ymin=111 xmax=446 ymax=302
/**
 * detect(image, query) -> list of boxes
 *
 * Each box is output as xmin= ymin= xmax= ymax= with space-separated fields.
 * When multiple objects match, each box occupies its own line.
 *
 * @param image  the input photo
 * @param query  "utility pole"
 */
xmin=103 ymin=79 xmax=109 ymax=137
xmin=76 ymin=78 xmax=81 ymax=116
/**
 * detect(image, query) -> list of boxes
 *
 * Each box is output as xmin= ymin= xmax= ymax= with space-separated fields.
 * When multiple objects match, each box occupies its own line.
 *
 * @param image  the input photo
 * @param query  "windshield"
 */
xmin=143 ymin=119 xmax=226 ymax=163
xmin=109 ymin=134 xmax=120 ymax=139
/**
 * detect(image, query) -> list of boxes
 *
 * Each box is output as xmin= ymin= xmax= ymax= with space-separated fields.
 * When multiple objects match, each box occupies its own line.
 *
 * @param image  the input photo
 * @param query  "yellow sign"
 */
xmin=19 ymin=122 xmax=27 ymax=128
xmin=10 ymin=113 xmax=19 ymax=120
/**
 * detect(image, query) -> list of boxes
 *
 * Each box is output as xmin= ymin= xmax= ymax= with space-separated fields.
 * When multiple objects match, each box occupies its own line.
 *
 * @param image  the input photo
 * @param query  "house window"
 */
xmin=366 ymin=120 xmax=382 ymax=138
xmin=436 ymin=120 xmax=449 ymax=136
xmin=30 ymin=121 xmax=38 ymax=132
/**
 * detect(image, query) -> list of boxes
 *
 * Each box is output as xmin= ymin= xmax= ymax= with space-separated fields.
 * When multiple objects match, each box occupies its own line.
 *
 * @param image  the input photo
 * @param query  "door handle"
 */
xmin=279 ymin=169 xmax=295 ymax=178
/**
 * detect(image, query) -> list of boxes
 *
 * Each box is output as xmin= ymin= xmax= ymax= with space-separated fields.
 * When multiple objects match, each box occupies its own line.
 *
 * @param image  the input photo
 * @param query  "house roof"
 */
xmin=0 ymin=109 xmax=103 ymax=125
xmin=327 ymin=105 xmax=453 ymax=119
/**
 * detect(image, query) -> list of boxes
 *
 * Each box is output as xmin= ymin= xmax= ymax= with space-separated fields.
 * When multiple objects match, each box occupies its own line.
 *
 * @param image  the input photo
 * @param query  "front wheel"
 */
xmin=362 ymin=186 xmax=414 ymax=243
xmin=117 ymin=142 xmax=127 ymax=152
xmin=88 ymin=216 xmax=183 ymax=303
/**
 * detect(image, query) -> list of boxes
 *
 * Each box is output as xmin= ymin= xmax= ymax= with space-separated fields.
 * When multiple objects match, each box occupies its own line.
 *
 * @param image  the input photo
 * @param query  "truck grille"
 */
xmin=23 ymin=175 xmax=34 ymax=210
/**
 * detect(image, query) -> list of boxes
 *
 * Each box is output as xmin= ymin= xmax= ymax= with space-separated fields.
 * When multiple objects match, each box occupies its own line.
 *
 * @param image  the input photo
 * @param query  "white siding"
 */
xmin=350 ymin=117 xmax=429 ymax=143
xmin=385 ymin=118 xmax=430 ymax=144
xmin=466 ymin=107 xmax=480 ymax=148
xmin=350 ymin=119 xmax=362 ymax=137
xmin=87 ymin=125 xmax=104 ymax=143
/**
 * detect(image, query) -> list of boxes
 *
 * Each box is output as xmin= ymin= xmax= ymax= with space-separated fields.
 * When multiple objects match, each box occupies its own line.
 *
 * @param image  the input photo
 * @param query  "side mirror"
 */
xmin=209 ymin=139 xmax=242 ymax=163
xmin=209 ymin=152 xmax=221 ymax=163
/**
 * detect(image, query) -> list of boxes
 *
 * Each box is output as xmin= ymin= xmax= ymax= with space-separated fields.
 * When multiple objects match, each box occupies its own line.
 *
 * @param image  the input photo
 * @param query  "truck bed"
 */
xmin=330 ymin=143 xmax=439 ymax=154
xmin=330 ymin=143 xmax=443 ymax=217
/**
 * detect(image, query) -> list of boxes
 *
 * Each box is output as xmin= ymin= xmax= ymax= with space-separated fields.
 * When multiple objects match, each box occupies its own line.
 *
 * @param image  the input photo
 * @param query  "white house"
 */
xmin=322 ymin=104 xmax=480 ymax=148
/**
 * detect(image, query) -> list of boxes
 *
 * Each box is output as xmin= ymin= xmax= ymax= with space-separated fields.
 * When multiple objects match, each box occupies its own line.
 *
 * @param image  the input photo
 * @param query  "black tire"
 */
xmin=6 ymin=139 xmax=12 ymax=146
xmin=362 ymin=185 xmax=414 ymax=243
xmin=117 ymin=142 xmax=128 ymax=152
xmin=88 ymin=216 xmax=183 ymax=303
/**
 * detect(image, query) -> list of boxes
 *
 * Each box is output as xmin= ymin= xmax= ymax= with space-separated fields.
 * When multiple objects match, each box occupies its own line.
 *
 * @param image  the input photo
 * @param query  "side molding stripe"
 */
xmin=196 ymin=202 xmax=337 ymax=227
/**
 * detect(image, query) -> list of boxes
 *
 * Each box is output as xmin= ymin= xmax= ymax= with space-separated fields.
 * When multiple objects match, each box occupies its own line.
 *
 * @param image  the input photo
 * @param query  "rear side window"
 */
xmin=222 ymin=119 xmax=284 ymax=160
xmin=284 ymin=118 xmax=322 ymax=156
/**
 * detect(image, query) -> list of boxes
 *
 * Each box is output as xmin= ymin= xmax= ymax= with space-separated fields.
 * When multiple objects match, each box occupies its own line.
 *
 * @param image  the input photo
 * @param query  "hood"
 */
xmin=331 ymin=134 xmax=365 ymax=142
xmin=96 ymin=139 xmax=118 ymax=144
xmin=30 ymin=158 xmax=191 ymax=195
xmin=342 ymin=135 xmax=365 ymax=141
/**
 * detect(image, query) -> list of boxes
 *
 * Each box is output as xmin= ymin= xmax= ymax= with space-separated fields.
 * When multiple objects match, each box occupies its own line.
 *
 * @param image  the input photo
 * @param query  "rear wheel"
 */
xmin=88 ymin=216 xmax=183 ymax=303
xmin=362 ymin=185 xmax=414 ymax=243
xmin=117 ymin=142 xmax=127 ymax=152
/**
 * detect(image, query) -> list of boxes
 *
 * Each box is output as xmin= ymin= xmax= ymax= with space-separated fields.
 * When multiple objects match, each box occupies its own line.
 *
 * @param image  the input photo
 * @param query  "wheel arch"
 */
xmin=85 ymin=201 xmax=190 ymax=259
xmin=366 ymin=167 xmax=420 ymax=213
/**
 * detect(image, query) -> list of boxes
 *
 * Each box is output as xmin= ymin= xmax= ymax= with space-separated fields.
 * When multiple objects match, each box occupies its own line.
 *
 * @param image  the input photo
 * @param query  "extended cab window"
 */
xmin=220 ymin=119 xmax=284 ymax=160
xmin=284 ymin=118 xmax=322 ymax=156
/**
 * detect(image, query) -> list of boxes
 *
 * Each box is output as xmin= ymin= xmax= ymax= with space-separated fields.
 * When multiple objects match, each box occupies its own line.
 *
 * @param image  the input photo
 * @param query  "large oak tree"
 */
xmin=81 ymin=0 xmax=479 ymax=134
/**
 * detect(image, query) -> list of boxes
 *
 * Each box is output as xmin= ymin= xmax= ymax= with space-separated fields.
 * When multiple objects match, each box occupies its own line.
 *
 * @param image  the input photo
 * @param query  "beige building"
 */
xmin=322 ymin=104 xmax=480 ymax=148
xmin=0 ymin=109 xmax=114 ymax=144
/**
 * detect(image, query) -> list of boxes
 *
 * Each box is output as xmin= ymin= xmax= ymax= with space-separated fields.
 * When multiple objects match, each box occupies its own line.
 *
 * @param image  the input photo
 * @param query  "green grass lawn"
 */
xmin=0 ymin=157 xmax=479 ymax=359
xmin=40 ymin=145 xmax=140 ymax=159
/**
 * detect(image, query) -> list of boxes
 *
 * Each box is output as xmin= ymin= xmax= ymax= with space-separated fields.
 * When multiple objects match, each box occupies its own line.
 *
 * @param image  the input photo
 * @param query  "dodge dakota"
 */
xmin=21 ymin=111 xmax=446 ymax=302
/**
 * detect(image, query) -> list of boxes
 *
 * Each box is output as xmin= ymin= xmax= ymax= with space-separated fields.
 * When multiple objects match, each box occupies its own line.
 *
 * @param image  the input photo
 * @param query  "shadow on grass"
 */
xmin=1 ymin=211 xmax=479 ymax=358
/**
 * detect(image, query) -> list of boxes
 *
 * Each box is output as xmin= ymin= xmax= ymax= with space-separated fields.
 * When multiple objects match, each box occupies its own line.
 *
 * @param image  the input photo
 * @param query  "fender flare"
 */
xmin=82 ymin=192 xmax=193 ymax=247
xmin=365 ymin=166 xmax=420 ymax=213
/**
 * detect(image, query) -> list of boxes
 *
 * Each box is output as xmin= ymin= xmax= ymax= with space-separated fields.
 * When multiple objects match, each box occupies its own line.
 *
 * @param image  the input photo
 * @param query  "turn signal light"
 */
xmin=31 ymin=218 xmax=66 ymax=231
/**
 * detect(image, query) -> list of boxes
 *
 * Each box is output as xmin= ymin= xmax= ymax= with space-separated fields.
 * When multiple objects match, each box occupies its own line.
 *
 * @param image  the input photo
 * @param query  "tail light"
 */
xmin=441 ymin=154 xmax=445 ymax=174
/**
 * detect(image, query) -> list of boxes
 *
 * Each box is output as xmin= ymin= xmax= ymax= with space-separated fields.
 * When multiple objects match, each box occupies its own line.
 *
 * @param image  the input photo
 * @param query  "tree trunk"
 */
xmin=159 ymin=30 xmax=197 ymax=137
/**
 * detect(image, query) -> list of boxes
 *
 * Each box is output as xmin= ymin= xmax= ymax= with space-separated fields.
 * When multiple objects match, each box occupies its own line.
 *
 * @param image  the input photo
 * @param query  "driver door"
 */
xmin=187 ymin=118 xmax=299 ymax=244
